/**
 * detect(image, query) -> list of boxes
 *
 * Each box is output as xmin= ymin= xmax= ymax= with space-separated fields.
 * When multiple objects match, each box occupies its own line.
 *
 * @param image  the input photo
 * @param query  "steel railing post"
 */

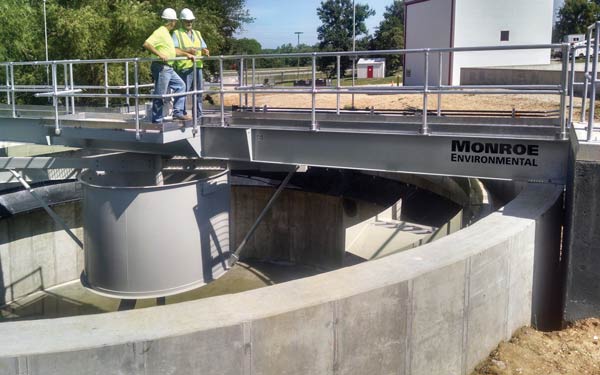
xmin=63 ymin=64 xmax=69 ymax=114
xmin=588 ymin=23 xmax=600 ymax=141
xmin=559 ymin=44 xmax=569 ymax=139
xmin=219 ymin=57 xmax=226 ymax=127
xmin=311 ymin=53 xmax=318 ymax=131
xmin=134 ymin=58 xmax=140 ymax=141
xmin=104 ymin=62 xmax=109 ymax=108
xmin=69 ymin=63 xmax=75 ymax=114
xmin=437 ymin=51 xmax=443 ymax=116
xmin=252 ymin=58 xmax=256 ymax=112
xmin=581 ymin=29 xmax=593 ymax=123
xmin=336 ymin=55 xmax=341 ymax=115
xmin=5 ymin=65 xmax=10 ymax=105
xmin=192 ymin=63 xmax=198 ymax=136
xmin=51 ymin=63 xmax=60 ymax=135
xmin=421 ymin=50 xmax=430 ymax=135
xmin=239 ymin=57 xmax=244 ymax=108
xmin=569 ymin=46 xmax=576 ymax=127
xmin=125 ymin=61 xmax=130 ymax=110
xmin=9 ymin=63 xmax=15 ymax=118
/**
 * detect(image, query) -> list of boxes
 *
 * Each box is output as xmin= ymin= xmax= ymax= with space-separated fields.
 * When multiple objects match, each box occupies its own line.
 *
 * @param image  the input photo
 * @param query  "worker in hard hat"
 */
xmin=143 ymin=8 xmax=195 ymax=123
xmin=172 ymin=8 xmax=210 ymax=118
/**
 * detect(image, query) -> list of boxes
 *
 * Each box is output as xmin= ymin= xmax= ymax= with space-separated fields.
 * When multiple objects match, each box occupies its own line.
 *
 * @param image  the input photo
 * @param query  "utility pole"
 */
xmin=352 ymin=0 xmax=356 ymax=109
xmin=43 ymin=0 xmax=49 ymax=86
xmin=294 ymin=31 xmax=303 ymax=79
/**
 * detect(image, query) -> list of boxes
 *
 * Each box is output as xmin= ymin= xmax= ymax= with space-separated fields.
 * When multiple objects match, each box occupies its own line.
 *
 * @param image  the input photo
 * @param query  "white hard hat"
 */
xmin=161 ymin=8 xmax=177 ymax=20
xmin=180 ymin=8 xmax=195 ymax=21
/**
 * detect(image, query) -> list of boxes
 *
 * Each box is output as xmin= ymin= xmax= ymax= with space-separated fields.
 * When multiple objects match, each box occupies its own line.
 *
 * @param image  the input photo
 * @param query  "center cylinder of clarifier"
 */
xmin=79 ymin=169 xmax=231 ymax=299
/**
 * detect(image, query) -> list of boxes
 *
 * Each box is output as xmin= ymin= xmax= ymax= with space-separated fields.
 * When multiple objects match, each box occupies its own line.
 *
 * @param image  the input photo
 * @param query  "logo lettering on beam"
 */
xmin=450 ymin=140 xmax=539 ymax=167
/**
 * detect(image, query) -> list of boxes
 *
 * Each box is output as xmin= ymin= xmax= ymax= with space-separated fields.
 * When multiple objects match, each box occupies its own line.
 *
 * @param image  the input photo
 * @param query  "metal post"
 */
xmin=581 ymin=29 xmax=593 ymax=123
xmin=63 ymin=64 xmax=69 ymax=114
xmin=239 ymin=58 xmax=244 ymax=108
xmin=219 ymin=57 xmax=225 ymax=127
xmin=228 ymin=166 xmax=298 ymax=267
xmin=125 ymin=61 xmax=130 ymax=109
xmin=311 ymin=54 xmax=318 ymax=131
xmin=252 ymin=58 xmax=256 ymax=112
xmin=437 ymin=51 xmax=443 ymax=116
xmin=192 ymin=63 xmax=198 ymax=136
xmin=336 ymin=55 xmax=341 ymax=115
xmin=9 ymin=169 xmax=83 ymax=249
xmin=588 ymin=25 xmax=600 ymax=141
xmin=5 ymin=65 xmax=10 ymax=105
xmin=43 ymin=0 xmax=49 ymax=87
xmin=9 ymin=63 xmax=15 ymax=118
xmin=351 ymin=0 xmax=356 ymax=110
xmin=421 ymin=50 xmax=430 ymax=135
xmin=69 ymin=63 xmax=75 ymax=114
xmin=104 ymin=62 xmax=109 ymax=108
xmin=569 ymin=47 xmax=577 ymax=127
xmin=559 ymin=44 xmax=569 ymax=140
xmin=134 ymin=59 xmax=140 ymax=141
xmin=51 ymin=63 xmax=60 ymax=135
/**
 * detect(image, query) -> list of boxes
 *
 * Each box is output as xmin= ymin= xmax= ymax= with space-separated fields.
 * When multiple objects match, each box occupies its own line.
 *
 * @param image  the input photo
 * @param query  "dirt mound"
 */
xmin=472 ymin=318 xmax=600 ymax=375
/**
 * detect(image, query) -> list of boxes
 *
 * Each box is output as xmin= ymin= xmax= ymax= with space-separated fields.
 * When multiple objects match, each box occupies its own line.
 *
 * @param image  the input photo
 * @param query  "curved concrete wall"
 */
xmin=0 ymin=203 xmax=83 ymax=305
xmin=0 ymin=183 xmax=563 ymax=375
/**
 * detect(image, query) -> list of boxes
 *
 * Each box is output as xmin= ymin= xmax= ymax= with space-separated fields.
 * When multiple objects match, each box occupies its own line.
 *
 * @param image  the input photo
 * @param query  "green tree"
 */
xmin=555 ymin=0 xmax=600 ymax=41
xmin=229 ymin=38 xmax=262 ymax=55
xmin=316 ymin=0 xmax=375 ymax=77
xmin=370 ymin=0 xmax=404 ymax=75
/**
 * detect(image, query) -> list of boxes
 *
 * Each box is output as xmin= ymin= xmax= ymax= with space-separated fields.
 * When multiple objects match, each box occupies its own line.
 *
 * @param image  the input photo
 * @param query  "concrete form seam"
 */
xmin=405 ymin=279 xmax=414 ymax=375
xmin=242 ymin=321 xmax=252 ymax=375
xmin=505 ymin=238 xmax=512 ymax=340
xmin=332 ymin=300 xmax=339 ymax=375
xmin=16 ymin=356 xmax=27 ymax=375
xmin=461 ymin=257 xmax=472 ymax=375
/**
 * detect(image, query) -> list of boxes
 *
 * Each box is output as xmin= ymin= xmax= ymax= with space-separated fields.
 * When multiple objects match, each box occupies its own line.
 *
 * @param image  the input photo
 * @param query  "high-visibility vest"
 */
xmin=174 ymin=29 xmax=205 ymax=70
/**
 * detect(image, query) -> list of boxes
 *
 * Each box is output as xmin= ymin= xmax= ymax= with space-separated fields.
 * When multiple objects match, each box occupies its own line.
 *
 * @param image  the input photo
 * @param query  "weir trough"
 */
xmin=79 ymin=169 xmax=231 ymax=299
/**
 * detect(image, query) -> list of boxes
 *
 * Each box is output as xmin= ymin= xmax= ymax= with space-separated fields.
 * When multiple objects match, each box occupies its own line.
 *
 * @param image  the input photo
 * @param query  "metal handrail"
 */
xmin=0 ymin=42 xmax=575 ymax=141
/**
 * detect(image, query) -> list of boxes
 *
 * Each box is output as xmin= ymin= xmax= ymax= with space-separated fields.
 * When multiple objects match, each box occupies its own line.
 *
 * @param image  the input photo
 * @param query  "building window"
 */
xmin=500 ymin=30 xmax=510 ymax=42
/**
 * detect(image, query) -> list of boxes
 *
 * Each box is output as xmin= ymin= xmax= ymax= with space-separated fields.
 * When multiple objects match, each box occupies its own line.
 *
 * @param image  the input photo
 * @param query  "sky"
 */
xmin=237 ymin=0 xmax=565 ymax=50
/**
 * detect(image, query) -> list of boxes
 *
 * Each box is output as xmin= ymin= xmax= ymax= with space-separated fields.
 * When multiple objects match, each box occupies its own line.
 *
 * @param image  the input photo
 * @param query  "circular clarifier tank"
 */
xmin=79 ymin=169 xmax=231 ymax=299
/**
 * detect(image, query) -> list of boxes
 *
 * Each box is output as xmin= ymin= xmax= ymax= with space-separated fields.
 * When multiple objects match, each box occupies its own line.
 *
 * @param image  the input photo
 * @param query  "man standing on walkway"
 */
xmin=143 ymin=8 xmax=193 ymax=123
xmin=173 ymin=8 xmax=210 ymax=118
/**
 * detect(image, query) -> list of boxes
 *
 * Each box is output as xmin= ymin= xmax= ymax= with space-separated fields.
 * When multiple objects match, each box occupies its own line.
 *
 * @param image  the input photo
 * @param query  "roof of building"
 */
xmin=357 ymin=58 xmax=386 ymax=65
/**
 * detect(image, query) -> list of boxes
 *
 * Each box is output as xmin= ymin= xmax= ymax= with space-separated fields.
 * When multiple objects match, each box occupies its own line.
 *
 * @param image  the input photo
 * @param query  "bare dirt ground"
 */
xmin=223 ymin=91 xmax=599 ymax=374
xmin=471 ymin=318 xmax=600 ymax=375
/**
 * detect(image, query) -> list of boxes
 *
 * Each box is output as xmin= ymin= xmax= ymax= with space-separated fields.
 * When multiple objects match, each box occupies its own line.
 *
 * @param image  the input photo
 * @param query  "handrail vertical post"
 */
xmin=311 ymin=53 xmax=318 ymax=131
xmin=252 ymin=58 xmax=256 ymax=112
xmin=568 ymin=46 xmax=577 ymax=127
xmin=5 ymin=65 xmax=10 ymax=105
xmin=437 ymin=51 xmax=443 ymax=116
xmin=559 ymin=44 xmax=569 ymax=139
xmin=125 ymin=61 xmax=130 ymax=110
xmin=134 ymin=58 xmax=140 ymax=141
xmin=421 ymin=50 xmax=430 ymax=135
xmin=63 ymin=64 xmax=69 ymax=114
xmin=104 ymin=62 xmax=109 ymax=108
xmin=336 ymin=55 xmax=341 ymax=115
xmin=219 ymin=57 xmax=226 ymax=127
xmin=69 ymin=63 xmax=75 ymax=114
xmin=581 ymin=29 xmax=593 ymax=123
xmin=239 ymin=57 xmax=244 ymax=109
xmin=192 ymin=63 xmax=198 ymax=135
xmin=51 ymin=63 xmax=60 ymax=135
xmin=587 ymin=23 xmax=600 ymax=141
xmin=9 ymin=63 xmax=15 ymax=118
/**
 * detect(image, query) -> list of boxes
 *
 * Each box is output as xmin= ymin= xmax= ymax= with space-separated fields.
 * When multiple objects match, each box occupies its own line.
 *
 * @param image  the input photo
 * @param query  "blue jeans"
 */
xmin=150 ymin=62 xmax=186 ymax=123
xmin=177 ymin=67 xmax=203 ymax=116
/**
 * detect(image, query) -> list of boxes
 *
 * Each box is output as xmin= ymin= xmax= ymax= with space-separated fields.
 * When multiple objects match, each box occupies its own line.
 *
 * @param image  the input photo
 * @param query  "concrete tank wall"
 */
xmin=0 ymin=183 xmax=563 ymax=374
xmin=0 ymin=203 xmax=83 ymax=305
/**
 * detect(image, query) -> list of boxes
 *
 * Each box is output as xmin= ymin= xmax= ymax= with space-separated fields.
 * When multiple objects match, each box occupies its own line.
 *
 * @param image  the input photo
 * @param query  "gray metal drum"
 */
xmin=79 ymin=169 xmax=231 ymax=299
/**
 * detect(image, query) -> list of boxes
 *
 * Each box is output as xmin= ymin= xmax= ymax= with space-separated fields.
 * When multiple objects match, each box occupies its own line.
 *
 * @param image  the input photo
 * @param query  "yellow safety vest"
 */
xmin=174 ymin=29 xmax=204 ymax=70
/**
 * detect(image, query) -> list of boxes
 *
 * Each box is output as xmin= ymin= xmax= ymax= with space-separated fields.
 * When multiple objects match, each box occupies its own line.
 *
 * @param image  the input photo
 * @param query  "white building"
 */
xmin=357 ymin=58 xmax=386 ymax=79
xmin=403 ymin=0 xmax=553 ymax=86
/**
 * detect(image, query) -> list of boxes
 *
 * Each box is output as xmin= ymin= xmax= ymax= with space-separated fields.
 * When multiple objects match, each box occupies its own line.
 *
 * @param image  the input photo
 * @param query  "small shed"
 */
xmin=357 ymin=58 xmax=386 ymax=79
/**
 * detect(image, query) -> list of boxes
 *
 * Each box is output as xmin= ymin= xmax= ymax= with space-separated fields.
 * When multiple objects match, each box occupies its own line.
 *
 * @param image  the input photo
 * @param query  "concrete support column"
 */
xmin=232 ymin=186 xmax=345 ymax=269
xmin=563 ymin=128 xmax=600 ymax=322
